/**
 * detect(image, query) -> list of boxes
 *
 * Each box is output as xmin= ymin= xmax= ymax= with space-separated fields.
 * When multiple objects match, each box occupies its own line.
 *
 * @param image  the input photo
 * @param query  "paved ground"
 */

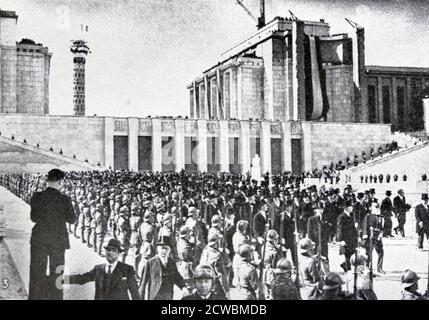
xmin=1 ymin=186 xmax=428 ymax=300
xmin=0 ymin=239 xmax=26 ymax=300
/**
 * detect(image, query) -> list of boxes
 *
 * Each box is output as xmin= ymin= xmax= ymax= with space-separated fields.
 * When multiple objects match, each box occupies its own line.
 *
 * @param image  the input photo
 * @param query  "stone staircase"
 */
xmin=0 ymin=135 xmax=103 ymax=173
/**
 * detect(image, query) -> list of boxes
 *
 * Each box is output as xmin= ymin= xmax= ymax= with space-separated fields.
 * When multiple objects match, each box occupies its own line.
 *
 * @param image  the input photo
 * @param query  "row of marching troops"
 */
xmin=0 ymin=170 xmax=428 ymax=300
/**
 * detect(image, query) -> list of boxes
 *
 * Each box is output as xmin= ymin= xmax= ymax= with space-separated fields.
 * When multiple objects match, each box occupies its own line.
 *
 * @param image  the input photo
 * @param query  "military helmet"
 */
xmin=207 ymin=229 xmax=221 ymax=245
xmin=236 ymin=220 xmax=249 ymax=232
xmin=119 ymin=206 xmax=129 ymax=214
xmin=179 ymin=225 xmax=190 ymax=238
xmin=162 ymin=213 xmax=173 ymax=224
xmin=299 ymin=238 xmax=315 ymax=254
xmin=193 ymin=264 xmax=215 ymax=280
xmin=322 ymin=273 xmax=345 ymax=290
xmin=211 ymin=214 xmax=221 ymax=225
xmin=143 ymin=211 xmax=152 ymax=222
xmin=401 ymin=269 xmax=420 ymax=288
xmin=350 ymin=253 xmax=367 ymax=267
xmin=274 ymin=258 xmax=293 ymax=274
xmin=238 ymin=244 xmax=252 ymax=258
xmin=267 ymin=229 xmax=279 ymax=242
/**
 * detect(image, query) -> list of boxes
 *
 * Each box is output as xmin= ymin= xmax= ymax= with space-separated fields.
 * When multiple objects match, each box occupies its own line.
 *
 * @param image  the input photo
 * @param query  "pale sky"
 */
xmin=1 ymin=0 xmax=428 ymax=117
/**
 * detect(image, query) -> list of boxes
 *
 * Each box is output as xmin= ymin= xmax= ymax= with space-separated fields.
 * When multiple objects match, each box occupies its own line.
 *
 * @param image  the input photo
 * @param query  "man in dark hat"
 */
xmin=65 ymin=239 xmax=140 ymax=300
xmin=393 ymin=189 xmax=411 ymax=237
xmin=353 ymin=192 xmax=367 ymax=234
xmin=415 ymin=194 xmax=429 ymax=251
xmin=29 ymin=168 xmax=76 ymax=300
xmin=139 ymin=235 xmax=189 ymax=300
xmin=337 ymin=200 xmax=358 ymax=272
xmin=381 ymin=190 xmax=394 ymax=237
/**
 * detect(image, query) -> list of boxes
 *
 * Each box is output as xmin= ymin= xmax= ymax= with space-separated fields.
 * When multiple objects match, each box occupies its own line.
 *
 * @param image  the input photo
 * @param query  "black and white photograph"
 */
xmin=0 ymin=0 xmax=429 ymax=303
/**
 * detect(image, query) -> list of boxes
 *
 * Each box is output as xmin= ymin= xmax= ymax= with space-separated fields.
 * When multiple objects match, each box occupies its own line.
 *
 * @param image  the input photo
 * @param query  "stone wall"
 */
xmin=0 ymin=114 xmax=105 ymax=165
xmin=1 ymin=45 xmax=17 ymax=113
xmin=309 ymin=122 xmax=392 ymax=169
xmin=324 ymin=65 xmax=355 ymax=122
xmin=240 ymin=58 xmax=264 ymax=120
xmin=16 ymin=46 xmax=51 ymax=114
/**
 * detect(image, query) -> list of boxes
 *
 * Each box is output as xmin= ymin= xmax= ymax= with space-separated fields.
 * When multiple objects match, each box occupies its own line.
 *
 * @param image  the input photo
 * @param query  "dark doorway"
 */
xmin=114 ymin=136 xmax=128 ymax=170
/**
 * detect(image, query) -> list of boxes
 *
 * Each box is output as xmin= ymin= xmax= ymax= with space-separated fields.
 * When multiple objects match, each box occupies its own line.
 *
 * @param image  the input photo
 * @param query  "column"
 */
xmin=392 ymin=77 xmax=398 ymax=129
xmin=260 ymin=121 xmax=272 ymax=174
xmin=174 ymin=118 xmax=185 ymax=172
xmin=204 ymin=75 xmax=210 ymax=119
xmin=193 ymin=83 xmax=199 ymax=118
xmin=377 ymin=76 xmax=383 ymax=123
xmin=292 ymin=21 xmax=306 ymax=121
xmin=197 ymin=119 xmax=208 ymax=172
xmin=230 ymin=67 xmax=238 ymax=119
xmin=219 ymin=120 xmax=230 ymax=172
xmin=423 ymin=98 xmax=429 ymax=136
xmin=301 ymin=122 xmax=313 ymax=171
xmin=281 ymin=122 xmax=292 ymax=172
xmin=237 ymin=66 xmax=243 ymax=119
xmin=104 ymin=117 xmax=114 ymax=169
xmin=240 ymin=121 xmax=251 ymax=174
xmin=261 ymin=40 xmax=274 ymax=120
xmin=127 ymin=118 xmax=139 ymax=171
xmin=151 ymin=118 xmax=162 ymax=172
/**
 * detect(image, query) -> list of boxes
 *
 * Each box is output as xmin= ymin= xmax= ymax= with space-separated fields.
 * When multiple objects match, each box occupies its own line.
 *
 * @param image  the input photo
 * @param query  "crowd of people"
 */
xmin=0 ymin=169 xmax=428 ymax=301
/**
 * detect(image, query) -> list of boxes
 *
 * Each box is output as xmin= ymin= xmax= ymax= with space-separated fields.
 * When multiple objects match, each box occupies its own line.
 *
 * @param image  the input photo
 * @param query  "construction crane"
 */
xmin=235 ymin=0 xmax=266 ymax=29
xmin=345 ymin=18 xmax=363 ymax=30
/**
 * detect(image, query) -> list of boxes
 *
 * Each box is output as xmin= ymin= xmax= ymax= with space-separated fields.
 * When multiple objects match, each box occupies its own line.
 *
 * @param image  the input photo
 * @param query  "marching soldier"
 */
xmin=232 ymin=220 xmax=252 ymax=287
xmin=262 ymin=230 xmax=282 ymax=299
xmin=235 ymin=244 xmax=259 ymax=300
xmin=139 ymin=211 xmax=156 ymax=274
xmin=400 ymin=269 xmax=427 ymax=300
xmin=362 ymin=202 xmax=385 ymax=274
xmin=319 ymin=273 xmax=354 ymax=300
xmin=129 ymin=203 xmax=143 ymax=274
xmin=117 ymin=206 xmax=131 ymax=263
xmin=177 ymin=226 xmax=195 ymax=292
xmin=270 ymin=258 xmax=301 ymax=300
xmin=84 ymin=205 xmax=93 ymax=247
xmin=307 ymin=203 xmax=329 ymax=260
xmin=182 ymin=265 xmax=227 ymax=300
xmin=94 ymin=204 xmax=108 ymax=256
xmin=199 ymin=231 xmax=232 ymax=299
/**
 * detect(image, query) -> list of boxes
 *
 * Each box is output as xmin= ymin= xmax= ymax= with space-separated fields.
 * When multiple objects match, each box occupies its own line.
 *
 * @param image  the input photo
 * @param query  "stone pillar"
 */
xmin=292 ymin=21 xmax=306 ymax=121
xmin=175 ymin=118 xmax=185 ymax=172
xmin=240 ymin=121 xmax=251 ymax=174
xmin=230 ymin=67 xmax=238 ymax=119
xmin=260 ymin=121 xmax=272 ymax=174
xmin=219 ymin=120 xmax=230 ymax=172
xmin=301 ymin=122 xmax=313 ymax=171
xmin=262 ymin=40 xmax=274 ymax=120
xmin=237 ymin=66 xmax=243 ymax=119
xmin=204 ymin=75 xmax=210 ymax=119
xmin=128 ymin=118 xmax=139 ymax=171
xmin=151 ymin=118 xmax=162 ymax=172
xmin=423 ymin=98 xmax=429 ymax=136
xmin=392 ymin=77 xmax=398 ymax=130
xmin=197 ymin=119 xmax=208 ymax=172
xmin=357 ymin=28 xmax=368 ymax=123
xmin=281 ymin=122 xmax=292 ymax=172
xmin=377 ymin=76 xmax=383 ymax=123
xmin=104 ymin=117 xmax=114 ymax=169
xmin=43 ymin=53 xmax=52 ymax=114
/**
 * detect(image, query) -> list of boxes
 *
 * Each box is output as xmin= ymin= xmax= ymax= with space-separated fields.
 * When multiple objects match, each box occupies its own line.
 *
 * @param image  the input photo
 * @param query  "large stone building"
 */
xmin=0 ymin=11 xmax=427 ymax=175
xmin=0 ymin=9 xmax=51 ymax=115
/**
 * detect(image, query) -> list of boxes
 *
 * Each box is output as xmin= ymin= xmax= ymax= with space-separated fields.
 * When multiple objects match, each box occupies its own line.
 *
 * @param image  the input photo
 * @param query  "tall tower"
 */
xmin=70 ymin=40 xmax=90 ymax=116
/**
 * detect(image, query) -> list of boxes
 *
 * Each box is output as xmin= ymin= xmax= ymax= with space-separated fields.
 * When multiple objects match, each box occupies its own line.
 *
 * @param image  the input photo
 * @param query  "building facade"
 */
xmin=0 ymin=10 xmax=52 ymax=115
xmin=187 ymin=17 xmax=366 ymax=124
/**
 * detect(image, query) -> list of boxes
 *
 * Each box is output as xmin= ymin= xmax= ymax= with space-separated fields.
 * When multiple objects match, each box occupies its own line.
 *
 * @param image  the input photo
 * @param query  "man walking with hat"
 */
xmin=393 ymin=189 xmax=411 ymax=237
xmin=415 ymin=194 xmax=429 ymax=251
xmin=65 ymin=239 xmax=140 ymax=300
xmin=139 ymin=235 xmax=189 ymax=300
xmin=381 ymin=190 xmax=394 ymax=237
xmin=29 ymin=168 xmax=76 ymax=300
xmin=337 ymin=200 xmax=358 ymax=272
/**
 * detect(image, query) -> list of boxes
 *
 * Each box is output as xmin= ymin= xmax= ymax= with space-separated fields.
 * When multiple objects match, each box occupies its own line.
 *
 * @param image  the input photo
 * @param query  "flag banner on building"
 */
xmin=216 ymin=66 xmax=224 ymax=120
xmin=304 ymin=35 xmax=330 ymax=120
